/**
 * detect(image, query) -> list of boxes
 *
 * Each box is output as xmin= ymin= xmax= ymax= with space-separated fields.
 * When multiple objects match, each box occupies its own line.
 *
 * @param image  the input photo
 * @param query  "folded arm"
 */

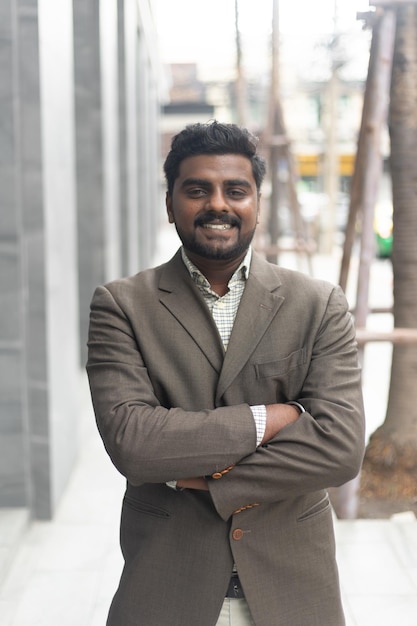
xmin=177 ymin=402 xmax=302 ymax=490
xmin=179 ymin=286 xmax=365 ymax=519
xmin=206 ymin=286 xmax=365 ymax=519
xmin=87 ymin=285 xmax=258 ymax=484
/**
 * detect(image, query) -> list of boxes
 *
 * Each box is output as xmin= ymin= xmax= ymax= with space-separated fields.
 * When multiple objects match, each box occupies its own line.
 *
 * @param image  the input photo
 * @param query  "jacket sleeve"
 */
xmin=86 ymin=285 xmax=257 ymax=485
xmin=208 ymin=285 xmax=366 ymax=521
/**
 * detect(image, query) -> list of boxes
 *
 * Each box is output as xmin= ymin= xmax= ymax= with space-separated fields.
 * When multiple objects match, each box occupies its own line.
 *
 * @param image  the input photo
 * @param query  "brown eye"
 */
xmin=186 ymin=188 xmax=206 ymax=197
xmin=228 ymin=188 xmax=246 ymax=197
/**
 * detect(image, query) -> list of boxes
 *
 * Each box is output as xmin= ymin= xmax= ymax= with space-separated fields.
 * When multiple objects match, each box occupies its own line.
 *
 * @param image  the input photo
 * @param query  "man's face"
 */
xmin=166 ymin=153 xmax=260 ymax=262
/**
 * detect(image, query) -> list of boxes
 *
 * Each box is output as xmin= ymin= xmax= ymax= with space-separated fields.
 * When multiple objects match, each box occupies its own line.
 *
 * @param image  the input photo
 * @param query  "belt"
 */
xmin=225 ymin=574 xmax=245 ymax=599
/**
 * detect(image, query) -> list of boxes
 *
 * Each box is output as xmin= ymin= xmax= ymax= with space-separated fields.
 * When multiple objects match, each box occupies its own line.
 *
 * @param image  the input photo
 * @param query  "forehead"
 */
xmin=176 ymin=153 xmax=255 ymax=185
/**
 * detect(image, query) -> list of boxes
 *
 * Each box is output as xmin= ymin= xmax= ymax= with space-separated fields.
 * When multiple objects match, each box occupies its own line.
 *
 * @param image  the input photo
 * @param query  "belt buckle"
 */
xmin=226 ymin=574 xmax=245 ymax=599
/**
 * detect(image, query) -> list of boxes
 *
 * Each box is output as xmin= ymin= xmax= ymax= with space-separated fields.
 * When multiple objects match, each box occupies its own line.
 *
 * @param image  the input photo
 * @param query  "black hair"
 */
xmin=163 ymin=120 xmax=266 ymax=195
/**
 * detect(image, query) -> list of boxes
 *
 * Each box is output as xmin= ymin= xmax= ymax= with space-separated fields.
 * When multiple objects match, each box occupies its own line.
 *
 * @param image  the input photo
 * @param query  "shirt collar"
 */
xmin=181 ymin=247 xmax=252 ymax=289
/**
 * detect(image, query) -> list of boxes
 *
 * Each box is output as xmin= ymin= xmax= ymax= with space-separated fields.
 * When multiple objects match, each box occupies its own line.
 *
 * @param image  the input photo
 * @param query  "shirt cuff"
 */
xmin=250 ymin=404 xmax=267 ymax=447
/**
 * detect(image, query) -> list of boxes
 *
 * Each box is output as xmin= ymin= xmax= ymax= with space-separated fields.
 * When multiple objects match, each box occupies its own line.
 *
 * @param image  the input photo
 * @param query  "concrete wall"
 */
xmin=73 ymin=0 xmax=106 ymax=370
xmin=0 ymin=0 xmax=161 ymax=519
xmin=0 ymin=0 xmax=30 ymax=511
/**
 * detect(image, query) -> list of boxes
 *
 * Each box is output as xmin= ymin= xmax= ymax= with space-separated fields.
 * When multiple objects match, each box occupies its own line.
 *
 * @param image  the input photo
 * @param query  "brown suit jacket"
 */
xmin=87 ymin=249 xmax=365 ymax=626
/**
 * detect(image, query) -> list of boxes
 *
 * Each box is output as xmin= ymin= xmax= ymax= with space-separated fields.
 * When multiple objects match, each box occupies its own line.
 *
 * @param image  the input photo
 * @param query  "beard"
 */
xmin=174 ymin=222 xmax=256 ymax=260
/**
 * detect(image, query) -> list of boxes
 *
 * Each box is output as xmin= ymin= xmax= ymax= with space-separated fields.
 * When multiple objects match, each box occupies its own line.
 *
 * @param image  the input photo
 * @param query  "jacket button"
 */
xmin=232 ymin=528 xmax=244 ymax=541
xmin=212 ymin=472 xmax=223 ymax=479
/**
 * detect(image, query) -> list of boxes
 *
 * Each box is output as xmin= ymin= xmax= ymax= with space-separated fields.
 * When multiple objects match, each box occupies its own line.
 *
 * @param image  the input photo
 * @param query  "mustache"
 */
xmin=194 ymin=213 xmax=241 ymax=228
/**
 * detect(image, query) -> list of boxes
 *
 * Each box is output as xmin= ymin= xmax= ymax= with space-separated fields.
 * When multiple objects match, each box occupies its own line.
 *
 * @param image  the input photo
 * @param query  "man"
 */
xmin=87 ymin=121 xmax=365 ymax=626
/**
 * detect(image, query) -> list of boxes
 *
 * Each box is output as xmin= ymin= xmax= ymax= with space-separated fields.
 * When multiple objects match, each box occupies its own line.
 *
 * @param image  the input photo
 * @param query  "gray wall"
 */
xmin=0 ymin=0 xmax=161 ymax=519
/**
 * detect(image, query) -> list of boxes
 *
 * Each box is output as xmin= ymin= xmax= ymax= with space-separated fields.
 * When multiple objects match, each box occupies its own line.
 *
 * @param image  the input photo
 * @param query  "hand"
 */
xmin=176 ymin=477 xmax=209 ymax=490
xmin=261 ymin=403 xmax=301 ymax=445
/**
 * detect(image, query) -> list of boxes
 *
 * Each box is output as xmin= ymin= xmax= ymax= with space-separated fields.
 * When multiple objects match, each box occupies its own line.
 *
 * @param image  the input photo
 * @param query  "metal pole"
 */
xmin=266 ymin=0 xmax=281 ymax=264
xmin=234 ymin=0 xmax=247 ymax=126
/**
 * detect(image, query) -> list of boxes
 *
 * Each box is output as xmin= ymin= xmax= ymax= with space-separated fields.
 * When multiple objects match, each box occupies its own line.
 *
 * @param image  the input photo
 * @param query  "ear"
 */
xmin=166 ymin=192 xmax=175 ymax=224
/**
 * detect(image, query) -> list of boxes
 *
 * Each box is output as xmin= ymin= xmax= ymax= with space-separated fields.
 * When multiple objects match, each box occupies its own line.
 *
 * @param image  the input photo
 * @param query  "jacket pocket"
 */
xmin=297 ymin=494 xmax=331 ymax=522
xmin=254 ymin=348 xmax=306 ymax=379
xmin=124 ymin=495 xmax=171 ymax=519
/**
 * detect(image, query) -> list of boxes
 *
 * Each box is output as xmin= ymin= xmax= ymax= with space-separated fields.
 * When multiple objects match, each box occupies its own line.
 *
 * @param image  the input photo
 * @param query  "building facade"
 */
xmin=0 ymin=0 xmax=161 ymax=521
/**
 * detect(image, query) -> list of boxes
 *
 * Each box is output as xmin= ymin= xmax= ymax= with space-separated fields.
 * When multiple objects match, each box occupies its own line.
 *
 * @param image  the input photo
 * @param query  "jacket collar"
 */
xmin=158 ymin=250 xmax=285 ymax=397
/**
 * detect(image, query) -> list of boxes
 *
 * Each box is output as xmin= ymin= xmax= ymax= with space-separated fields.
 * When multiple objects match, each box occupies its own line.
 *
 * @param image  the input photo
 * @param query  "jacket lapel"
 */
xmin=158 ymin=250 xmax=285 ymax=393
xmin=216 ymin=253 xmax=285 ymax=401
xmin=158 ymin=251 xmax=224 ymax=374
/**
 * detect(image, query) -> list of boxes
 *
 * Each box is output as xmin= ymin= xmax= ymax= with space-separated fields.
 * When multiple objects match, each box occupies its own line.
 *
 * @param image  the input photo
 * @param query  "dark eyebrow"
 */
xmin=180 ymin=178 xmax=252 ymax=189
xmin=224 ymin=179 xmax=252 ymax=189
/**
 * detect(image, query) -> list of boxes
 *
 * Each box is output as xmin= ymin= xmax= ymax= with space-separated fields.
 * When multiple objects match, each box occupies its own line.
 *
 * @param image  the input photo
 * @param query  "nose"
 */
xmin=207 ymin=188 xmax=228 ymax=212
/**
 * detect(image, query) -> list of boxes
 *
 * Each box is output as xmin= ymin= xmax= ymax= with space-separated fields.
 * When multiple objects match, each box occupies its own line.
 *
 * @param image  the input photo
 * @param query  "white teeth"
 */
xmin=203 ymin=224 xmax=232 ymax=230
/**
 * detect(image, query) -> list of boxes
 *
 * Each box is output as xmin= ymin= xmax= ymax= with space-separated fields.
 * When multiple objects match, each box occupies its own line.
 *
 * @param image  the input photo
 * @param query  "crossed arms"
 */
xmin=87 ymin=281 xmax=365 ymax=521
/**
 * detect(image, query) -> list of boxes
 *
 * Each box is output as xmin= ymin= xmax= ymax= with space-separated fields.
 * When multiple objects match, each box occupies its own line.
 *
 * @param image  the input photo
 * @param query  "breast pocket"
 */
xmin=254 ymin=347 xmax=307 ymax=379
xmin=249 ymin=347 xmax=307 ymax=404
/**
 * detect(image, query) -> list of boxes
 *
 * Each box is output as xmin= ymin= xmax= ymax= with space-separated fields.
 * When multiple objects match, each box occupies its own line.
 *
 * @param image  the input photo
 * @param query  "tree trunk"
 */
xmin=360 ymin=5 xmax=417 ymax=504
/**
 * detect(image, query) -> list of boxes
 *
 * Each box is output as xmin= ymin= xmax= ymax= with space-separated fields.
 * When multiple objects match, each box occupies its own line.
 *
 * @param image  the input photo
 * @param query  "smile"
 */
xmin=202 ymin=224 xmax=232 ymax=230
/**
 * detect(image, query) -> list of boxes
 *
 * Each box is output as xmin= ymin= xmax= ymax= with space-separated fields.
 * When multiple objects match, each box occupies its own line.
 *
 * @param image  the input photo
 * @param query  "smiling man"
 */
xmin=167 ymin=152 xmax=259 ymax=259
xmin=87 ymin=121 xmax=365 ymax=626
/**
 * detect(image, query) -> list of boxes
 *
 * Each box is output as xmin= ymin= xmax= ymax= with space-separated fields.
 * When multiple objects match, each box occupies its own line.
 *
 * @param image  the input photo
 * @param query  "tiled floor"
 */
xmin=337 ymin=516 xmax=417 ymax=625
xmin=1 ymin=374 xmax=416 ymax=626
